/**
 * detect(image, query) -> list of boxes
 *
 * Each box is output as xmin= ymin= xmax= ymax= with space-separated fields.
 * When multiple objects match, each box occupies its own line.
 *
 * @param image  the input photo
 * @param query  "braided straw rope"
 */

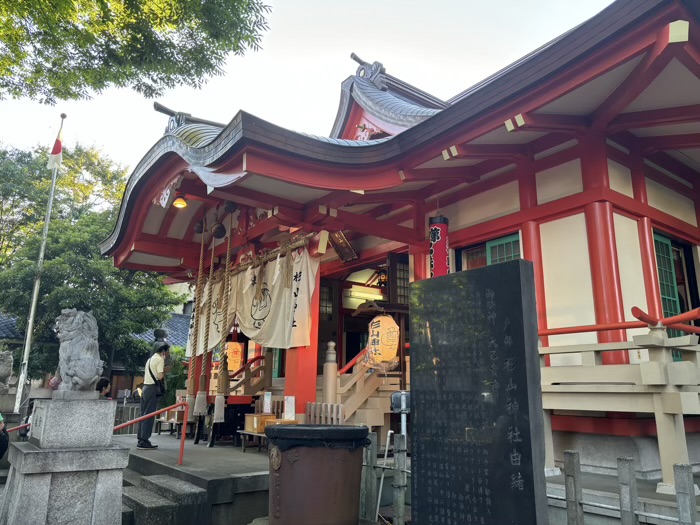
xmin=193 ymin=234 xmax=216 ymax=416
xmin=213 ymin=216 xmax=234 ymax=423
xmin=187 ymin=225 xmax=207 ymax=396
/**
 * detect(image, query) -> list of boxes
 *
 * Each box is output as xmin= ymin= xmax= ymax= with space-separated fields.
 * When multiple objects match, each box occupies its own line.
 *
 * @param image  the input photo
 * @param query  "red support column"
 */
xmin=585 ymin=201 xmax=628 ymax=363
xmin=284 ymin=269 xmax=321 ymax=417
xmin=521 ymin=221 xmax=549 ymax=363
xmin=639 ymin=216 xmax=663 ymax=319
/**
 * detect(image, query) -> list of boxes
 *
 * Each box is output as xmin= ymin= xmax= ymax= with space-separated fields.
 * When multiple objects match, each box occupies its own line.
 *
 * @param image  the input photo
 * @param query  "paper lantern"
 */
xmin=364 ymin=315 xmax=400 ymax=372
xmin=429 ymin=215 xmax=449 ymax=277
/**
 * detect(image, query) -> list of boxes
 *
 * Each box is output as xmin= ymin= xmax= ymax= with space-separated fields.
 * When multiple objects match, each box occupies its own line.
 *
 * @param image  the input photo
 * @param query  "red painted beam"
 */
xmin=399 ymin=167 xmax=482 ymax=182
xmin=132 ymin=240 xmax=201 ymax=260
xmin=325 ymin=208 xmax=423 ymax=246
xmin=638 ymin=133 xmax=700 ymax=153
xmin=244 ymin=151 xmax=403 ymax=192
xmin=608 ymin=104 xmax=700 ymax=133
xmin=321 ymin=241 xmax=408 ymax=278
xmin=444 ymin=143 xmax=529 ymax=161
xmin=677 ymin=42 xmax=700 ymax=80
xmin=506 ymin=113 xmax=589 ymax=134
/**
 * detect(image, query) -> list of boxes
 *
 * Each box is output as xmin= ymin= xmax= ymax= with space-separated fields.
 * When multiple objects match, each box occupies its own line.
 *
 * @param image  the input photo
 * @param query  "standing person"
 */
xmin=137 ymin=339 xmax=170 ymax=450
xmin=0 ymin=412 xmax=8 ymax=458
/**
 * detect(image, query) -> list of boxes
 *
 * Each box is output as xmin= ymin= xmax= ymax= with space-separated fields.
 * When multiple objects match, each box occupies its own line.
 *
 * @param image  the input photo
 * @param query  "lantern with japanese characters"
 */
xmin=428 ymin=215 xmax=449 ymax=277
xmin=363 ymin=314 xmax=400 ymax=373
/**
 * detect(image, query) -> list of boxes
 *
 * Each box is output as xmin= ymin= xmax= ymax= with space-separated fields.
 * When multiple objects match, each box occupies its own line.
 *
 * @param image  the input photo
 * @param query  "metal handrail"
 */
xmin=113 ymin=401 xmax=189 ymax=465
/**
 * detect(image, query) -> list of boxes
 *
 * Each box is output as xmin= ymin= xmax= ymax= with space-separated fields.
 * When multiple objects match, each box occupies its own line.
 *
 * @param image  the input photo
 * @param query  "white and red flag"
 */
xmin=46 ymin=123 xmax=63 ymax=169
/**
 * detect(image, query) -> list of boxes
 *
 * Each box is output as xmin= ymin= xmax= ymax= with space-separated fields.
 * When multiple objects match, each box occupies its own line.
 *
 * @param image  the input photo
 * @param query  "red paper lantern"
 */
xmin=429 ymin=215 xmax=449 ymax=278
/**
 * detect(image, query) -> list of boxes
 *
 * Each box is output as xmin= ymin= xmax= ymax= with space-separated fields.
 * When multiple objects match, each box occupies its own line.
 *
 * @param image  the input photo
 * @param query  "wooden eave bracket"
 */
xmin=441 ymin=143 xmax=528 ymax=161
xmin=504 ymin=113 xmax=588 ymax=135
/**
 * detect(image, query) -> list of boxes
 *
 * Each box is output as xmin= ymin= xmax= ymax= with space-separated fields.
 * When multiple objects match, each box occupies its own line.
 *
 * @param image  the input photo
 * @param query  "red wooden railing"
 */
xmin=539 ymin=307 xmax=700 ymax=338
xmin=6 ymin=423 xmax=30 ymax=433
xmin=113 ymin=401 xmax=189 ymax=465
xmin=229 ymin=355 xmax=265 ymax=379
xmin=338 ymin=348 xmax=367 ymax=375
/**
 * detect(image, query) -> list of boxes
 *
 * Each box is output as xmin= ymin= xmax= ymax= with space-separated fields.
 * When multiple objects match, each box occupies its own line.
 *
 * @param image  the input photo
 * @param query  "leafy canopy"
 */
xmin=0 ymin=0 xmax=271 ymax=103
xmin=0 ymin=144 xmax=125 ymax=268
xmin=0 ymin=145 xmax=184 ymax=377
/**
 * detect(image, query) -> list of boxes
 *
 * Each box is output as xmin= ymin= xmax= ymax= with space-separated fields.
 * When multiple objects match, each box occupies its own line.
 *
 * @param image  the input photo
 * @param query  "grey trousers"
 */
xmin=137 ymin=385 xmax=158 ymax=443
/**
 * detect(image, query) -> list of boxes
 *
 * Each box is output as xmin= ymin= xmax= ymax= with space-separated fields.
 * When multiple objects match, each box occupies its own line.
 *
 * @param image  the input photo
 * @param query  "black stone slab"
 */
xmin=409 ymin=260 xmax=548 ymax=525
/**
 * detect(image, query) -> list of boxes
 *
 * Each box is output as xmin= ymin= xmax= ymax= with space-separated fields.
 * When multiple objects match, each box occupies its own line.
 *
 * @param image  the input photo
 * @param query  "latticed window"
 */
xmin=320 ymin=285 xmax=333 ymax=321
xmin=486 ymin=234 xmax=521 ymax=265
xmin=654 ymin=233 xmax=682 ymax=354
xmin=395 ymin=260 xmax=410 ymax=304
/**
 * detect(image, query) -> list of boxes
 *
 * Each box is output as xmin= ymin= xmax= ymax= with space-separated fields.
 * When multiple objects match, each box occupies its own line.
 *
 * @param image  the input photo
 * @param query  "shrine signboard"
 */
xmin=409 ymin=260 xmax=548 ymax=525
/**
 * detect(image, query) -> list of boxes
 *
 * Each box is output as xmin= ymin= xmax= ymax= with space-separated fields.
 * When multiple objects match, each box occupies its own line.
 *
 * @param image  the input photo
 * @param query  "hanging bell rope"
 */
xmin=194 ymin=228 xmax=217 ymax=416
xmin=186 ymin=218 xmax=207 ymax=421
xmin=214 ymin=213 xmax=235 ymax=423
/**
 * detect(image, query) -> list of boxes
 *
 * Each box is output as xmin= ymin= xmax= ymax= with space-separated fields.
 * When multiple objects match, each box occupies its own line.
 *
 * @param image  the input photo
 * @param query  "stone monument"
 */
xmin=0 ymin=350 xmax=15 ymax=413
xmin=0 ymin=309 xmax=129 ymax=525
xmin=410 ymin=260 xmax=549 ymax=525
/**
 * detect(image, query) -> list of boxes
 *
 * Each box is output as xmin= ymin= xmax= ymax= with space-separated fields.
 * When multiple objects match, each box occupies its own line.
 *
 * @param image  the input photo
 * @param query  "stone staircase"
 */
xmin=121 ymin=469 xmax=207 ymax=525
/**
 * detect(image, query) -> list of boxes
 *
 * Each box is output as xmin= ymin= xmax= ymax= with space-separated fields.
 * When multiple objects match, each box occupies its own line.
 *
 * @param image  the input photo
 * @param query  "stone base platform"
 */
xmin=248 ymin=519 xmax=378 ymax=525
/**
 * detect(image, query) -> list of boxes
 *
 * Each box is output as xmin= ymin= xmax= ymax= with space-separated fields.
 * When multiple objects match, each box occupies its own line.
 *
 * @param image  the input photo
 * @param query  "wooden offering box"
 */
xmin=263 ymin=419 xmax=298 ymax=429
xmin=244 ymin=413 xmax=276 ymax=433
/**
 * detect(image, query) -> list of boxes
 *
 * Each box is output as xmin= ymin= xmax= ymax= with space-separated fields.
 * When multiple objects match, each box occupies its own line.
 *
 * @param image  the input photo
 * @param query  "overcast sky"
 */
xmin=0 ymin=0 xmax=615 ymax=171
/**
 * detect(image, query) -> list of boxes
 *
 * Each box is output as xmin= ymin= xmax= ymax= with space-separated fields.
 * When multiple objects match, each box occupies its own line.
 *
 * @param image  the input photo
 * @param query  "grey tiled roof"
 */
xmin=133 ymin=313 xmax=191 ymax=349
xmin=0 ymin=313 xmax=22 ymax=341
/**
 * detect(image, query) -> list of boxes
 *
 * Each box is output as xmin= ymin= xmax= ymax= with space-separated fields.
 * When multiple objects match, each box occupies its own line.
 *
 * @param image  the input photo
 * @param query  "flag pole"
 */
xmin=14 ymin=113 xmax=67 ymax=414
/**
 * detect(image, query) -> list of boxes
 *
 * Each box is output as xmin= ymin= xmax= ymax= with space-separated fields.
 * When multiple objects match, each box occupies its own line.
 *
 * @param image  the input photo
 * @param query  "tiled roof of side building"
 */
xmin=0 ymin=313 xmax=22 ymax=342
xmin=133 ymin=313 xmax=191 ymax=349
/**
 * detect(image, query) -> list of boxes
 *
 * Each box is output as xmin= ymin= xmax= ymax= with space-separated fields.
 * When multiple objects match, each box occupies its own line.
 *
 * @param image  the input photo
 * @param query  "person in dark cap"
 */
xmin=137 ymin=329 xmax=170 ymax=450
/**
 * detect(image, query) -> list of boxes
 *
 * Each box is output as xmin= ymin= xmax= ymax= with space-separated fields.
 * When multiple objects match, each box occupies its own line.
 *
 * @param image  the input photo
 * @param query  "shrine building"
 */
xmin=103 ymin=0 xmax=700 ymax=484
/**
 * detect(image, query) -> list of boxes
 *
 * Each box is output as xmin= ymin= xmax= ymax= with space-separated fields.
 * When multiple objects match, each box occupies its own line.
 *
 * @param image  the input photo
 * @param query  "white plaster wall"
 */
xmin=608 ymin=159 xmax=633 ymax=198
xmin=440 ymin=181 xmax=519 ymax=230
xmin=646 ymin=177 xmax=698 ymax=226
xmin=354 ymin=235 xmax=389 ymax=252
xmin=536 ymin=159 xmax=583 ymax=205
xmin=613 ymin=213 xmax=649 ymax=363
xmin=540 ymin=213 xmax=597 ymax=364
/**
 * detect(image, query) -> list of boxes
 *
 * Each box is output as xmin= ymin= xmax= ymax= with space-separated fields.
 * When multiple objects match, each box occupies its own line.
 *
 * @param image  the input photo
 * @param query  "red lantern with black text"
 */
xmin=429 ymin=215 xmax=449 ymax=277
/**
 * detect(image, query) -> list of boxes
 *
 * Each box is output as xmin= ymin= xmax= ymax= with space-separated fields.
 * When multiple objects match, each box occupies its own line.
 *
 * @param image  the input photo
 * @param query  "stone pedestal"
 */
xmin=0 ymin=394 xmax=129 ymax=525
xmin=0 ymin=394 xmax=16 ymax=415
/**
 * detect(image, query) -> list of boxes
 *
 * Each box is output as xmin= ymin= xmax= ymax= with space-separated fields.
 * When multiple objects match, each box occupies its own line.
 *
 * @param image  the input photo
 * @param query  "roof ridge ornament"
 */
xmin=350 ymin=53 xmax=387 ymax=91
xmin=154 ymin=101 xmax=191 ymax=134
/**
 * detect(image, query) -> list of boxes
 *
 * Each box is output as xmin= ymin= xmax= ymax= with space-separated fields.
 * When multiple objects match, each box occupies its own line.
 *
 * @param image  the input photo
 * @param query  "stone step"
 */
xmin=0 ymin=469 xmax=8 ymax=485
xmin=123 ymin=468 xmax=142 ymax=487
xmin=140 ymin=475 xmax=208 ymax=525
xmin=122 ymin=486 xmax=175 ymax=525
xmin=122 ymin=504 xmax=135 ymax=525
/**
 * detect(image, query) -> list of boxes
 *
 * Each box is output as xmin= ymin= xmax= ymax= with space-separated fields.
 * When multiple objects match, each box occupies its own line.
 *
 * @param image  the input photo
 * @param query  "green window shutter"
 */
xmin=653 ymin=233 xmax=682 ymax=358
xmin=486 ymin=234 xmax=521 ymax=265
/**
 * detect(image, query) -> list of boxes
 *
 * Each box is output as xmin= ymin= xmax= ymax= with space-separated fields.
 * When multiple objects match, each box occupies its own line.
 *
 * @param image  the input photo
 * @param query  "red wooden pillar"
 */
xmin=284 ymin=269 xmax=321 ymax=417
xmin=581 ymin=134 xmax=627 ymax=363
xmin=521 ymin=221 xmax=550 ymax=357
xmin=639 ymin=217 xmax=663 ymax=320
xmin=585 ymin=201 xmax=628 ymax=362
xmin=631 ymin=148 xmax=663 ymax=320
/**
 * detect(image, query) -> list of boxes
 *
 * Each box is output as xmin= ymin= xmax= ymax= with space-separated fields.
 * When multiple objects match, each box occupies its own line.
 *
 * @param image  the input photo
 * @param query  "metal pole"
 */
xmin=400 ymin=391 xmax=407 ymax=436
xmin=14 ymin=115 xmax=65 ymax=414
xmin=375 ymin=430 xmax=394 ymax=522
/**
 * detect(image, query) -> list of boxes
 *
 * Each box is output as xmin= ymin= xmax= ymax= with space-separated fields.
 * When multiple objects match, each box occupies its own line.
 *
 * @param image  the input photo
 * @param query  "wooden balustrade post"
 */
xmin=323 ymin=341 xmax=338 ymax=405
xmin=674 ymin=464 xmax=698 ymax=525
xmin=617 ymin=457 xmax=639 ymax=525
xmin=564 ymin=451 xmax=584 ymax=525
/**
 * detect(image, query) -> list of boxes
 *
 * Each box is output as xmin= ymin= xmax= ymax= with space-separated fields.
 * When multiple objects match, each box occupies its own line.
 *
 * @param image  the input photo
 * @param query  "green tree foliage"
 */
xmin=0 ymin=145 xmax=184 ymax=377
xmin=0 ymin=145 xmax=126 ymax=268
xmin=0 ymin=0 xmax=271 ymax=104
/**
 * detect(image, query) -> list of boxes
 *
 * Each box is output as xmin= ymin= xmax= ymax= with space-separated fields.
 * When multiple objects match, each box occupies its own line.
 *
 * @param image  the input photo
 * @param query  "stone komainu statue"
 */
xmin=55 ymin=309 xmax=104 ymax=391
xmin=0 ymin=350 xmax=13 ymax=395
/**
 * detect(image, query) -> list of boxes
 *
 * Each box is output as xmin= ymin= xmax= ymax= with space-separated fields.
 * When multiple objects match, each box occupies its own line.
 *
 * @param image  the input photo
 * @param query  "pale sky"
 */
xmin=1 ymin=0 xmax=615 ymax=171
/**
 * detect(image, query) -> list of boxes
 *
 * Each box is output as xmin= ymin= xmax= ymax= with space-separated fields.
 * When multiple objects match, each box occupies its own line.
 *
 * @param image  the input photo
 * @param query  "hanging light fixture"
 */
xmin=172 ymin=193 xmax=187 ymax=209
xmin=377 ymin=267 xmax=388 ymax=287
